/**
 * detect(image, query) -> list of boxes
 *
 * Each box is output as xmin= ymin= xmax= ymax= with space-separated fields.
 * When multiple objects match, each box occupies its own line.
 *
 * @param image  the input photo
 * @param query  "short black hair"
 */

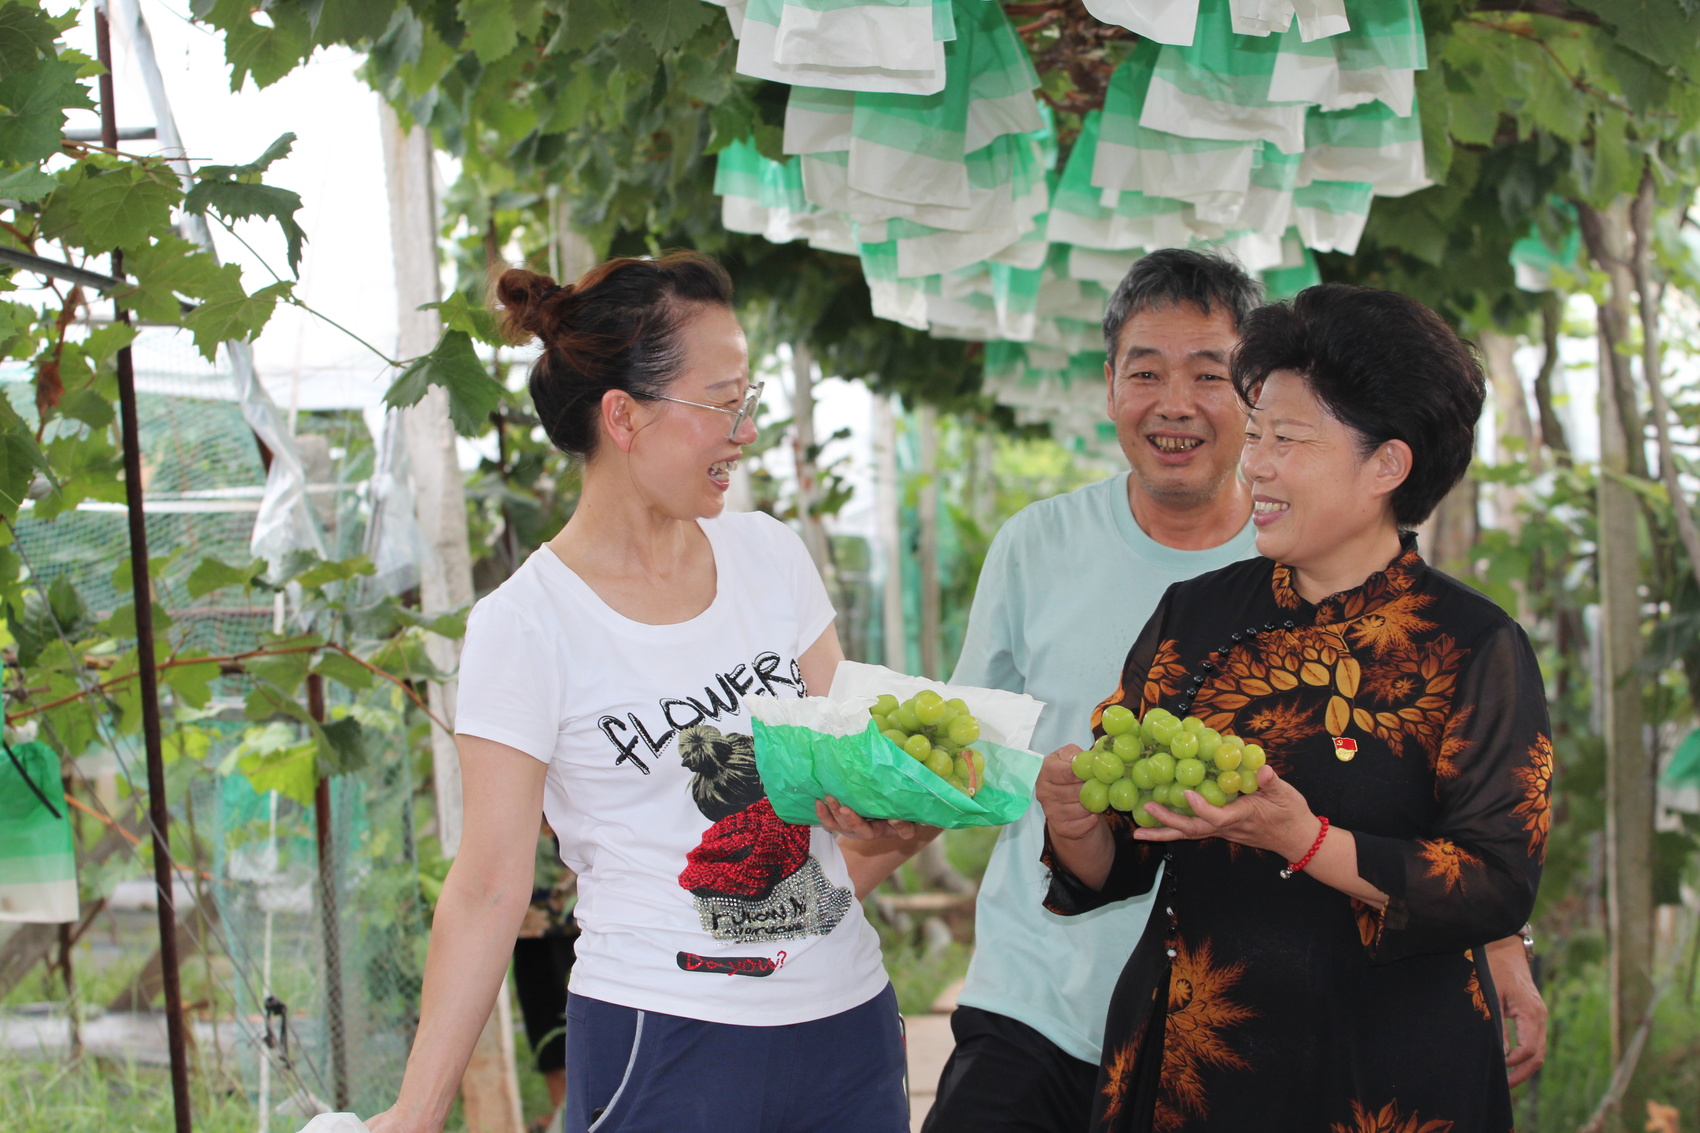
xmin=1230 ymin=283 xmax=1486 ymax=529
xmin=1101 ymin=248 xmax=1263 ymax=361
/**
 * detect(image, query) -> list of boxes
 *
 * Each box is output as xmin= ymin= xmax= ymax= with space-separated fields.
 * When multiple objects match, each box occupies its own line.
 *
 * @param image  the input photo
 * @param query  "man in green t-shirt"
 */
xmin=922 ymin=249 xmax=1547 ymax=1132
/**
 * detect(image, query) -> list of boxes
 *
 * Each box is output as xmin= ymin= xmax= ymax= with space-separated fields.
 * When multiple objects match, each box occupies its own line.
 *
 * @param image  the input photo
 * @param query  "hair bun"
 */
xmin=493 ymin=267 xmax=568 ymax=345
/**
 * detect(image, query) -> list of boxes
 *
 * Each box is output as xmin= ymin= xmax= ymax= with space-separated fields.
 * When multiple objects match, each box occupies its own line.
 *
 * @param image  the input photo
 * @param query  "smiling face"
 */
xmin=1240 ymin=369 xmax=1405 ymax=574
xmin=626 ymin=304 xmax=755 ymax=520
xmin=1106 ymin=303 xmax=1244 ymax=510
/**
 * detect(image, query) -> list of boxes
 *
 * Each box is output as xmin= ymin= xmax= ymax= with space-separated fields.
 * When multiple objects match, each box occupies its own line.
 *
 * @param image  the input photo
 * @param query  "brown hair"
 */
xmin=494 ymin=251 xmax=735 ymax=459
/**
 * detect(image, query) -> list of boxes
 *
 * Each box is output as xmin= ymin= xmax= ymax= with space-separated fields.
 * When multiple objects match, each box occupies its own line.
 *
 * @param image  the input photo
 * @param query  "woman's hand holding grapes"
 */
xmin=1135 ymin=763 xmax=1321 ymax=863
xmin=1037 ymin=744 xmax=1115 ymax=890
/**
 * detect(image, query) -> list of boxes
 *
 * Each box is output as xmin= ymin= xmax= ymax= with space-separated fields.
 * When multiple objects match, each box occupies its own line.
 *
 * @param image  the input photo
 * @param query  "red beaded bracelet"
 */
xmin=1280 ymin=816 xmax=1330 ymax=879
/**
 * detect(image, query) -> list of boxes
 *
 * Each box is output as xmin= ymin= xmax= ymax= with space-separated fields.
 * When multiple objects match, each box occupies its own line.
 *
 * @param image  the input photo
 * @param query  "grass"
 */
xmin=1516 ymin=961 xmax=1700 ymax=1132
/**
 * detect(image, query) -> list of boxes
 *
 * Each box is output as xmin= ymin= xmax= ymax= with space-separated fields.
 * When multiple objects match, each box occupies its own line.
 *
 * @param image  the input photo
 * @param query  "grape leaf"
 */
xmin=162 ymin=659 xmax=222 ymax=710
xmin=313 ymin=649 xmax=374 ymax=692
xmin=0 ymin=166 xmax=57 ymax=202
xmin=40 ymin=163 xmax=180 ymax=254
xmin=459 ymin=0 xmax=517 ymax=63
xmin=185 ymin=179 xmax=308 ymax=274
xmin=640 ymin=0 xmax=716 ymax=56
xmin=0 ymin=394 xmax=44 ymax=518
xmin=186 ymin=554 xmax=266 ymax=597
xmin=0 ymin=3 xmax=58 ymax=79
xmin=384 ymin=329 xmax=505 ymax=436
xmin=0 ymin=58 xmax=93 ymax=164
xmin=223 ymin=8 xmax=313 ymax=90
xmin=239 ymin=740 xmax=317 ymax=805
xmin=194 ymin=131 xmax=297 ymax=181
xmin=182 ymin=270 xmax=291 ymax=360
xmin=421 ymin=291 xmax=499 ymax=343
xmin=317 ymin=715 xmax=370 ymax=776
xmin=120 ymin=237 xmax=226 ymax=323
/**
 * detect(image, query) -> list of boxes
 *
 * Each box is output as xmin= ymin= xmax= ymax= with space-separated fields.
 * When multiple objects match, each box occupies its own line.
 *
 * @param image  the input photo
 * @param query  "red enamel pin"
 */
xmin=1333 ymin=737 xmax=1359 ymax=761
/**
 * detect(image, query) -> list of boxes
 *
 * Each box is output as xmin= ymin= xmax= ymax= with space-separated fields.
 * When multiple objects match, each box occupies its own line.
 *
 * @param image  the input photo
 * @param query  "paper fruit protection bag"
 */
xmin=0 ymin=741 xmax=77 ymax=923
xmin=749 ymin=661 xmax=1045 ymax=828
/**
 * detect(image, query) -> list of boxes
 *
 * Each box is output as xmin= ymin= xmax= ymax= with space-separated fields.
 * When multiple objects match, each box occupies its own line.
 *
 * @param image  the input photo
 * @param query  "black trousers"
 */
xmin=920 ymin=1006 xmax=1100 ymax=1133
xmin=511 ymin=932 xmax=577 ymax=1074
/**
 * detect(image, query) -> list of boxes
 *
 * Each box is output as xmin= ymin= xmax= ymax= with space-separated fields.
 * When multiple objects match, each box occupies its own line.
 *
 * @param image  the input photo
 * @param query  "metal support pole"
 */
xmin=306 ymin=674 xmax=349 ymax=1110
xmin=94 ymin=9 xmax=191 ymax=1132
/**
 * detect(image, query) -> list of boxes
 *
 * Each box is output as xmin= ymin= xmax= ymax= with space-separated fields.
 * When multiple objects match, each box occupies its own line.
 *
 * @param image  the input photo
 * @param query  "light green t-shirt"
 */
xmin=951 ymin=473 xmax=1256 ymax=1063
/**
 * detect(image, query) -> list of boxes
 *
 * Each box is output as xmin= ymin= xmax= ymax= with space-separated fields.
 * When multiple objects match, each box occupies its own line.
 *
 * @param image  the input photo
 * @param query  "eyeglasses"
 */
xmin=653 ymin=381 xmax=764 ymax=442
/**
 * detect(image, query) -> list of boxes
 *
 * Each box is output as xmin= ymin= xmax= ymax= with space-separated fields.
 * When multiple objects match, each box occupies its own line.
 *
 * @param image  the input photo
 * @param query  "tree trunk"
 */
xmin=1580 ymin=197 xmax=1655 ymax=1073
xmin=917 ymin=404 xmax=942 ymax=680
xmin=1532 ymin=292 xmax=1572 ymax=465
xmin=876 ymin=395 xmax=907 ymax=672
xmin=1629 ymin=168 xmax=1700 ymax=596
xmin=789 ymin=342 xmax=838 ymax=588
xmin=381 ymin=101 xmax=523 ymax=1133
xmin=1417 ymin=476 xmax=1478 ymax=578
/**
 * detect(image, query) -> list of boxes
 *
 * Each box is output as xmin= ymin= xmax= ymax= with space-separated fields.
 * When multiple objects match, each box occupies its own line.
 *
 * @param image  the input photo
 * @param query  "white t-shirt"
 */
xmin=455 ymin=511 xmax=888 ymax=1026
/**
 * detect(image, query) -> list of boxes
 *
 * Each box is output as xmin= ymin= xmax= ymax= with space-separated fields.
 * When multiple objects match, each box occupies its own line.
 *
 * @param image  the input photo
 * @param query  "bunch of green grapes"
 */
xmin=1072 ymin=706 xmax=1267 ymax=827
xmin=870 ymin=690 xmax=987 ymax=796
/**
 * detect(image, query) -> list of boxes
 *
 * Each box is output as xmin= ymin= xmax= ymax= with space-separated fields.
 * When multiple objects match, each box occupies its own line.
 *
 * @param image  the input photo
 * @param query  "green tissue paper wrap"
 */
xmin=748 ymin=660 xmax=1047 ymax=828
xmin=753 ymin=718 xmax=1042 ymax=827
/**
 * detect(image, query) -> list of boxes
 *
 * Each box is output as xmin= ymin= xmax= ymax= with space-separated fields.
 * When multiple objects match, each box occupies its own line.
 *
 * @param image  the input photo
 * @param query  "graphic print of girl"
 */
xmin=675 ymin=723 xmax=851 ymax=943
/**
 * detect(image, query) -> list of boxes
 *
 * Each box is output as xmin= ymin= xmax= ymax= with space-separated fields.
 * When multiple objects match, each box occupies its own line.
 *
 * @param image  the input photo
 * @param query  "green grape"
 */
xmin=1071 ymin=751 xmax=1097 ymax=782
xmin=1146 ymin=753 xmax=1176 ymax=784
xmin=1217 ymin=734 xmax=1245 ymax=753
xmin=882 ymin=728 xmax=911 ymax=748
xmin=936 ymin=699 xmax=962 ymax=727
xmin=1132 ymin=800 xmax=1161 ymax=828
xmin=1213 ymin=746 xmax=1242 ymax=771
xmin=1241 ymin=744 xmax=1267 ymax=772
xmin=947 ymin=715 xmax=981 ymax=746
xmin=914 ymin=693 xmax=947 ymax=727
xmin=904 ymin=734 xmax=933 ymax=760
xmin=925 ymin=751 xmax=953 ymax=777
xmin=1180 ymin=716 xmax=1204 ymax=734
xmin=1112 ymin=732 xmax=1143 ymax=760
xmin=1216 ymin=769 xmax=1243 ymax=794
xmin=1196 ymin=732 xmax=1221 ymax=762
xmin=1079 ymin=778 xmax=1110 ymax=813
xmin=1093 ymin=752 xmax=1125 ymax=784
xmin=893 ymin=703 xmax=922 ymax=732
xmin=969 ymin=750 xmax=987 ymax=775
xmin=1149 ymin=717 xmax=1181 ymax=745
xmin=1107 ymin=778 xmax=1139 ymax=812
xmin=945 ymin=697 xmax=970 ymax=718
xmin=953 ymin=754 xmax=973 ymax=781
xmin=874 ymin=694 xmax=900 ymax=716
xmin=1094 ymin=734 xmax=1114 ymax=751
xmin=870 ymin=713 xmax=891 ymax=732
xmin=933 ymin=739 xmax=960 ymax=757
xmin=1239 ymin=769 xmax=1260 ymax=794
xmin=1163 ymin=782 xmax=1192 ymax=809
xmin=1169 ymin=732 xmax=1200 ymax=760
xmin=1101 ymin=704 xmax=1137 ymax=736
xmin=1174 ymin=757 xmax=1207 ymax=787
xmin=1139 ymin=716 xmax=1165 ymax=745
xmin=1196 ymin=779 xmax=1229 ymax=808
xmin=1127 ymin=758 xmax=1157 ymax=791
xmin=1146 ymin=708 xmax=1176 ymax=724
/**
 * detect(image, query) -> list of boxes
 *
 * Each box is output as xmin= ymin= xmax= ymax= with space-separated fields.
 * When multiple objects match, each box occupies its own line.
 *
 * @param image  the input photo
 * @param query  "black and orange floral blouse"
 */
xmin=1043 ymin=536 xmax=1552 ymax=1133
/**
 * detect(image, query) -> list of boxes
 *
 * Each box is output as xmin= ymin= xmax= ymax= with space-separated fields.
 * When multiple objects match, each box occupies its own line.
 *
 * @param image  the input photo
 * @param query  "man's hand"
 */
xmin=1485 ymin=935 xmax=1546 ymax=1086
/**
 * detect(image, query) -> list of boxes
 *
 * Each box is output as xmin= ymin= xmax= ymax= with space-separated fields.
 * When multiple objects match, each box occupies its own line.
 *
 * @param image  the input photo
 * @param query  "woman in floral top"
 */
xmin=1037 ymin=284 xmax=1551 ymax=1133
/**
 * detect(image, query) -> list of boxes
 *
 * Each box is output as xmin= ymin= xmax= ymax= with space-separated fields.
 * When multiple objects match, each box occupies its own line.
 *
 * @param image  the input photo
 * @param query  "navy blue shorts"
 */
xmin=563 ymin=983 xmax=908 ymax=1133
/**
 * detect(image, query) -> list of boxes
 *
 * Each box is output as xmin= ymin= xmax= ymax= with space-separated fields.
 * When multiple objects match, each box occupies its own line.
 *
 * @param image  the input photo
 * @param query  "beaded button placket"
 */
xmin=1158 ymin=617 xmax=1300 ymax=960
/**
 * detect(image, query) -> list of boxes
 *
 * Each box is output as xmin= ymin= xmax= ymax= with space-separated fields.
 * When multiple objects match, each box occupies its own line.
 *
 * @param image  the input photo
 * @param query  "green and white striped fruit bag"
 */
xmin=749 ymin=661 xmax=1045 ymax=829
xmin=0 ymin=741 xmax=77 ymax=923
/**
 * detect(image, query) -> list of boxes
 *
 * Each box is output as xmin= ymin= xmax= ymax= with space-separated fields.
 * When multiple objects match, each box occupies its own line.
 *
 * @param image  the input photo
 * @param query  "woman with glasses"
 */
xmin=368 ymin=253 xmax=917 ymax=1133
